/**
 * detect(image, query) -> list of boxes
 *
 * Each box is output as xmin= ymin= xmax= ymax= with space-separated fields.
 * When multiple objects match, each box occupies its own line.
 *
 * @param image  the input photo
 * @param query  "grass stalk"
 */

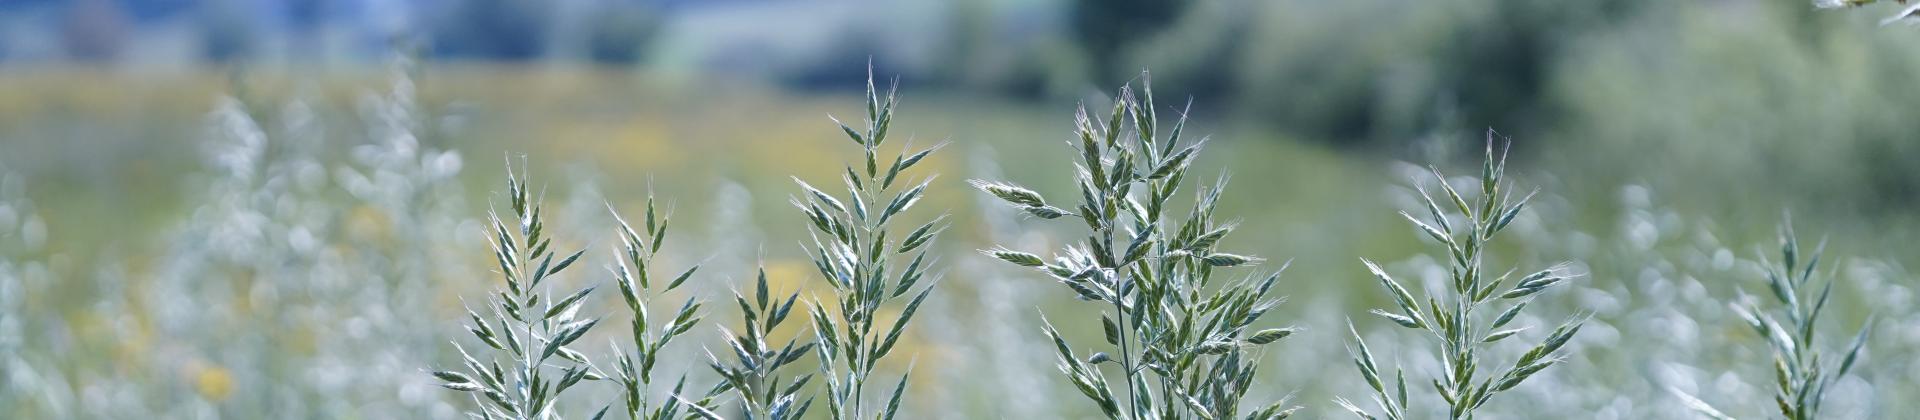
xmin=433 ymin=160 xmax=603 ymax=420
xmin=1677 ymin=219 xmax=1874 ymax=420
xmin=1338 ymin=134 xmax=1585 ymax=420
xmin=979 ymin=70 xmax=1301 ymax=420
xmin=794 ymin=68 xmax=946 ymax=420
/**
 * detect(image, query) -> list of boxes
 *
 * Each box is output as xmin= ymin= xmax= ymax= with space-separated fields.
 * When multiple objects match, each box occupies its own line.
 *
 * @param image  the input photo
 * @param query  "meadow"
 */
xmin=0 ymin=61 xmax=1914 ymax=419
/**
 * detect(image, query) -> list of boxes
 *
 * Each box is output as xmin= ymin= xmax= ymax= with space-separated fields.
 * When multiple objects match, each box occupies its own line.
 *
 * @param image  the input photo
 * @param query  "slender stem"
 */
xmin=1103 ymin=198 xmax=1142 ymax=420
xmin=835 ymin=143 xmax=889 ymax=420
xmin=850 ymin=161 xmax=878 ymax=420
xmin=1112 ymin=270 xmax=1141 ymax=420
xmin=1448 ymin=220 xmax=1485 ymax=420
xmin=516 ymin=252 xmax=536 ymax=420
xmin=853 ymin=365 xmax=867 ymax=419
xmin=749 ymin=363 xmax=768 ymax=418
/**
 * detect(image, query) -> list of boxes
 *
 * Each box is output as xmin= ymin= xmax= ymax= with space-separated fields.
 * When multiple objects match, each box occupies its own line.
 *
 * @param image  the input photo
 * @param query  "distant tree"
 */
xmin=199 ymin=0 xmax=255 ymax=63
xmin=1072 ymin=0 xmax=1190 ymax=84
xmin=432 ymin=0 xmax=551 ymax=61
xmin=286 ymin=0 xmax=325 ymax=61
xmin=62 ymin=0 xmax=129 ymax=62
xmin=584 ymin=0 xmax=663 ymax=66
xmin=1229 ymin=0 xmax=1644 ymax=148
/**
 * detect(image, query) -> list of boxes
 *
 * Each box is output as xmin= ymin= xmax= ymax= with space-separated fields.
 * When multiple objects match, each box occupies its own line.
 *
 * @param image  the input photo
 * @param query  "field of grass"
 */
xmin=0 ymin=67 xmax=1912 ymax=419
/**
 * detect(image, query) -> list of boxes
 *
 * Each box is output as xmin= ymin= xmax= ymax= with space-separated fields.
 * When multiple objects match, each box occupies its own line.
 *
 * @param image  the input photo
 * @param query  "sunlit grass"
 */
xmin=0 ymin=65 xmax=1911 ymax=419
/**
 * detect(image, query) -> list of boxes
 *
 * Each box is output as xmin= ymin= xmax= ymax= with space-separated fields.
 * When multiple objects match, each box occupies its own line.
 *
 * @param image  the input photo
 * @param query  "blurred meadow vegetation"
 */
xmin=0 ymin=0 xmax=1916 ymax=418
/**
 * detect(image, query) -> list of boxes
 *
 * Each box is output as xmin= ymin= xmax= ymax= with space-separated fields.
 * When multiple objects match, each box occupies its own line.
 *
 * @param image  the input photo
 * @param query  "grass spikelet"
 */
xmin=707 ymin=266 xmax=815 ymax=419
xmin=1677 ymin=219 xmax=1874 ymax=420
xmin=605 ymin=189 xmax=729 ymax=419
xmin=432 ymin=159 xmax=604 ymax=419
xmin=977 ymin=71 xmax=1301 ymax=419
xmin=1340 ymin=134 xmax=1584 ymax=420
xmin=798 ymin=67 xmax=946 ymax=420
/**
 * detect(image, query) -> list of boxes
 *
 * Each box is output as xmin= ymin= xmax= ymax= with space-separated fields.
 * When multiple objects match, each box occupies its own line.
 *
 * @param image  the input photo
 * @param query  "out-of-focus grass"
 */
xmin=2 ymin=66 xmax=1908 ymax=275
xmin=0 ymin=66 xmax=1911 ymax=418
xmin=0 ymin=64 xmax=1900 ymax=336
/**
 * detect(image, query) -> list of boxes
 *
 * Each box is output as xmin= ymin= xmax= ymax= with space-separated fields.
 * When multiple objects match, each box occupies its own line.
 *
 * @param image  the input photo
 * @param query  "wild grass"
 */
xmin=7 ymin=62 xmax=1916 ymax=419
xmin=1676 ymin=221 xmax=1874 ymax=420
xmin=330 ymin=61 xmax=477 ymax=417
xmin=433 ymin=161 xmax=603 ymax=419
xmin=128 ymin=60 xmax=469 ymax=418
xmin=0 ymin=166 xmax=48 ymax=415
xmin=0 ymin=58 xmax=492 ymax=419
xmin=977 ymin=73 xmax=1301 ymax=420
xmin=1813 ymin=0 xmax=1920 ymax=25
xmin=428 ymin=68 xmax=949 ymax=420
xmin=918 ymin=146 xmax=1063 ymax=418
xmin=690 ymin=180 xmax=823 ymax=419
xmin=604 ymin=192 xmax=721 ymax=419
xmin=1337 ymin=137 xmax=1586 ymax=420
xmin=791 ymin=70 xmax=946 ymax=420
xmin=1459 ymin=183 xmax=1742 ymax=419
xmin=706 ymin=266 xmax=814 ymax=419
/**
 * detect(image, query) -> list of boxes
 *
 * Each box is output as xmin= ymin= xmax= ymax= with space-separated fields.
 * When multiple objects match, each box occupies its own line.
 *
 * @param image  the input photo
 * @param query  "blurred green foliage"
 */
xmin=1033 ymin=0 xmax=1917 ymax=213
xmin=2 ymin=0 xmax=1918 ymax=417
xmin=585 ymin=1 xmax=665 ymax=66
xmin=0 ymin=64 xmax=1913 ymax=418
xmin=1548 ymin=2 xmax=1920 ymax=214
xmin=432 ymin=0 xmax=553 ymax=60
xmin=1070 ymin=0 xmax=1190 ymax=85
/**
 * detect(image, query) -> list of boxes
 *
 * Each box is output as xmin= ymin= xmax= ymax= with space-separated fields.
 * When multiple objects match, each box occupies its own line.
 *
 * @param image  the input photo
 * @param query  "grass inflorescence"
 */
xmin=0 ymin=167 xmax=43 ymax=414
xmin=387 ymin=66 xmax=1900 ymax=420
xmin=434 ymin=161 xmax=603 ymax=419
xmin=1337 ymin=136 xmax=1586 ymax=420
xmin=605 ymin=192 xmax=722 ymax=419
xmin=706 ymin=266 xmax=814 ymax=419
xmin=1676 ymin=220 xmax=1874 ymax=420
xmin=977 ymin=72 xmax=1302 ymax=420
xmin=793 ymin=69 xmax=947 ymax=420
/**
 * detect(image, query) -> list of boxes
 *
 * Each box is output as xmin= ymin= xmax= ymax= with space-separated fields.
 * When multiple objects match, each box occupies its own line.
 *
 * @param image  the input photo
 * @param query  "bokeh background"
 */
xmin=0 ymin=0 xmax=1916 ymax=418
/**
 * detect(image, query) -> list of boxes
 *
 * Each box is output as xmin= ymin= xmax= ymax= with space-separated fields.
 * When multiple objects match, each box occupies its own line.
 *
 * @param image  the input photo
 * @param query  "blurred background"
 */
xmin=0 ymin=0 xmax=1915 ymax=418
